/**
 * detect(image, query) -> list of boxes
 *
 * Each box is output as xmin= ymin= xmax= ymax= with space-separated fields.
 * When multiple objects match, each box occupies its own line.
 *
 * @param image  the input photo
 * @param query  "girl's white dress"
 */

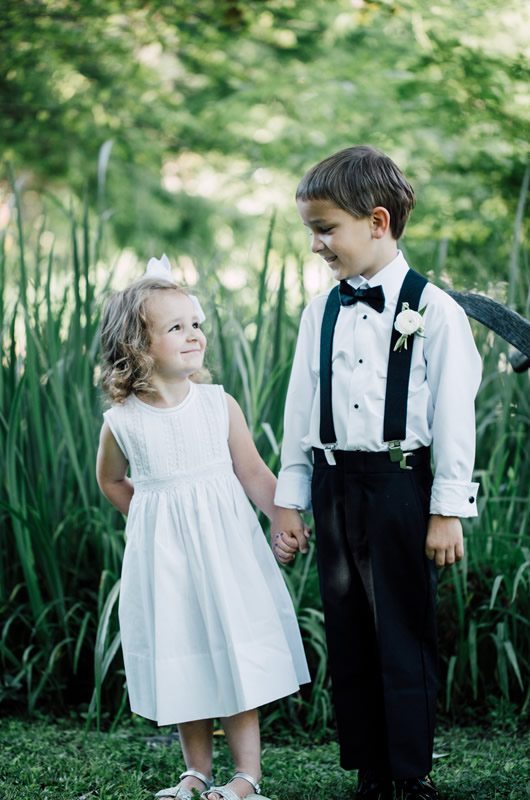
xmin=104 ymin=382 xmax=310 ymax=725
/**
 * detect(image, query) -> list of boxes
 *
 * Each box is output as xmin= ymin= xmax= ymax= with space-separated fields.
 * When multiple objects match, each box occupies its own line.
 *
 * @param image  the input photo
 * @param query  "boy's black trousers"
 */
xmin=311 ymin=447 xmax=439 ymax=780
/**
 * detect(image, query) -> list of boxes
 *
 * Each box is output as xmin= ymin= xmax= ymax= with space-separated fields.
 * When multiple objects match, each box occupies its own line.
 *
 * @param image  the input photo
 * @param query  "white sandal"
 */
xmin=155 ymin=769 xmax=214 ymax=799
xmin=201 ymin=771 xmax=269 ymax=800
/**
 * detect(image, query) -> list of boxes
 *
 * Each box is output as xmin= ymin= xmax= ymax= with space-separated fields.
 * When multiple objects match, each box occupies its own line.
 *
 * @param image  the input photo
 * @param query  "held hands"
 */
xmin=271 ymin=507 xmax=311 ymax=564
xmin=425 ymin=515 xmax=464 ymax=567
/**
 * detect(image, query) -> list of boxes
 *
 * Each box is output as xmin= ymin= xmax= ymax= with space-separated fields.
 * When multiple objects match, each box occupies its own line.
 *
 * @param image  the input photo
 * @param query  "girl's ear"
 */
xmin=371 ymin=206 xmax=391 ymax=239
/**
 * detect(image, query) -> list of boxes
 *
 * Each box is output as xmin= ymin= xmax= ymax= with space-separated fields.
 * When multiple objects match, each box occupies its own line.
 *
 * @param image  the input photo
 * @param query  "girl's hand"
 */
xmin=272 ymin=507 xmax=310 ymax=555
xmin=272 ymin=530 xmax=299 ymax=564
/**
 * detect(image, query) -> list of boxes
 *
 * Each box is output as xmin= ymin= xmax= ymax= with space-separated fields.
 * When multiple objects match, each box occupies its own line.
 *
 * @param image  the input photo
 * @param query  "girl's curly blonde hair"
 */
xmin=100 ymin=278 xmax=210 ymax=404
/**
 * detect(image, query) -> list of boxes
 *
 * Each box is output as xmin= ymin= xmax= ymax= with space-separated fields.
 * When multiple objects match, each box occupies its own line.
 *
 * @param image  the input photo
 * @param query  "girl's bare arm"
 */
xmin=96 ymin=421 xmax=134 ymax=515
xmin=226 ymin=393 xmax=278 ymax=520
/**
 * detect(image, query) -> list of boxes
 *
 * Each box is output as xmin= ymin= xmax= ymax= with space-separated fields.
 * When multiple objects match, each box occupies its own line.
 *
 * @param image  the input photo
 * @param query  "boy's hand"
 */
xmin=271 ymin=507 xmax=311 ymax=563
xmin=425 ymin=515 xmax=464 ymax=567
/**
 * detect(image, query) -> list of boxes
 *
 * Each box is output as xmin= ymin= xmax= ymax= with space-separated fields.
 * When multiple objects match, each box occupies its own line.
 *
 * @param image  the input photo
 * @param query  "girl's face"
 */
xmin=144 ymin=290 xmax=206 ymax=380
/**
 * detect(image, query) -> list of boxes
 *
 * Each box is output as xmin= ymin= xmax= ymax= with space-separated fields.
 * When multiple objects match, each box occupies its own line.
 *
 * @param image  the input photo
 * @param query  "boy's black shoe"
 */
xmin=393 ymin=775 xmax=439 ymax=800
xmin=355 ymin=769 xmax=393 ymax=800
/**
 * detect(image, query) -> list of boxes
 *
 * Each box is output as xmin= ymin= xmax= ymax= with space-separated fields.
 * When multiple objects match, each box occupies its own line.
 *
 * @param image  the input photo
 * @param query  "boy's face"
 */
xmin=297 ymin=197 xmax=391 ymax=281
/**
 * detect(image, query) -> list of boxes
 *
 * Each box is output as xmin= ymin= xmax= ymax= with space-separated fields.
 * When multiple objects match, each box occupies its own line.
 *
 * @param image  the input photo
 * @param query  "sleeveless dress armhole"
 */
xmin=103 ymin=408 xmax=129 ymax=462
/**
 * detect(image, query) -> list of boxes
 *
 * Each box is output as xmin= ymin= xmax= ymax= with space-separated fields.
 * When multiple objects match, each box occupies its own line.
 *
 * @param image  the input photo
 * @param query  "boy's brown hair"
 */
xmin=296 ymin=145 xmax=416 ymax=240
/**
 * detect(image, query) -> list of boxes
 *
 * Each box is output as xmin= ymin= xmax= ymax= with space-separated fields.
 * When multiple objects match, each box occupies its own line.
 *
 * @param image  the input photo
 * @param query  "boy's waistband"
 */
xmin=313 ymin=446 xmax=431 ymax=473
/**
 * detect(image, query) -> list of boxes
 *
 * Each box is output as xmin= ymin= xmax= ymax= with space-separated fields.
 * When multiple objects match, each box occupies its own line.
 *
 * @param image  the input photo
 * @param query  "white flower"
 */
xmin=393 ymin=302 xmax=426 ymax=351
xmin=395 ymin=304 xmax=424 ymax=335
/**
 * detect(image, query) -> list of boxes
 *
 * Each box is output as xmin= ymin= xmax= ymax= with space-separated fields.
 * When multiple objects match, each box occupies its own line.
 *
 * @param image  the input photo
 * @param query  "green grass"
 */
xmin=0 ymin=717 xmax=529 ymax=800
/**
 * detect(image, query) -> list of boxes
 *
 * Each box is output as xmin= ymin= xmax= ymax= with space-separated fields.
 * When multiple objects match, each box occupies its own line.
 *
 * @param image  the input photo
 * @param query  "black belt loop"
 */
xmin=383 ymin=269 xmax=427 ymax=443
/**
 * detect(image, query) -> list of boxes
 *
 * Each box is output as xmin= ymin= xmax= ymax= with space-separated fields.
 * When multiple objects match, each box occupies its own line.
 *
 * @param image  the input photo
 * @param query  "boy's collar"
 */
xmin=345 ymin=250 xmax=409 ymax=302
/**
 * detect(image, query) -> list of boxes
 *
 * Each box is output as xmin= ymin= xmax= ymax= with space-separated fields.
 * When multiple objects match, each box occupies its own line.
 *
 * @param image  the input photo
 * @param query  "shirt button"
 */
xmin=362 ymin=314 xmax=368 ymax=320
xmin=359 ymin=359 xmax=363 ymax=363
xmin=354 ymin=403 xmax=359 ymax=409
xmin=469 ymin=496 xmax=475 ymax=503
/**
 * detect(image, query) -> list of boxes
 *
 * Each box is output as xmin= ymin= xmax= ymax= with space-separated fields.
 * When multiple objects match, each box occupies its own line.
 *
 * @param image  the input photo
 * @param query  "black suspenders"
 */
xmin=319 ymin=285 xmax=342 ymax=449
xmin=319 ymin=269 xmax=428 ymax=464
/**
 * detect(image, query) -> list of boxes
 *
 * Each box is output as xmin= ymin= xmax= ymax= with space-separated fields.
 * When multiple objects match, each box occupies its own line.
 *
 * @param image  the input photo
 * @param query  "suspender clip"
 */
xmin=388 ymin=440 xmax=413 ymax=470
xmin=388 ymin=440 xmax=403 ymax=462
xmin=322 ymin=444 xmax=337 ymax=466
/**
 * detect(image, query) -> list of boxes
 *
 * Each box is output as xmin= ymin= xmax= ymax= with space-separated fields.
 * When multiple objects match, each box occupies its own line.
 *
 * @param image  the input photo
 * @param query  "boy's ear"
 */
xmin=371 ymin=206 xmax=391 ymax=239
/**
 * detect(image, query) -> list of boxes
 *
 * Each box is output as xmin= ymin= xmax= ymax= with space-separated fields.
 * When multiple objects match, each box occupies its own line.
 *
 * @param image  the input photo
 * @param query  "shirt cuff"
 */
xmin=430 ymin=480 xmax=480 ymax=518
xmin=274 ymin=472 xmax=312 ymax=511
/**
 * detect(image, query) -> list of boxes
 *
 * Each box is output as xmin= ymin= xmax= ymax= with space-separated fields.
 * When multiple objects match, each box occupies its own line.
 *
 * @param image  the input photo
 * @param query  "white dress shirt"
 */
xmin=275 ymin=251 xmax=482 ymax=517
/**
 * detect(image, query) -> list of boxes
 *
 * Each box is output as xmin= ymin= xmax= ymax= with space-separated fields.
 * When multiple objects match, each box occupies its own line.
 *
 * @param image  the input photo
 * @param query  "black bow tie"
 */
xmin=339 ymin=281 xmax=385 ymax=313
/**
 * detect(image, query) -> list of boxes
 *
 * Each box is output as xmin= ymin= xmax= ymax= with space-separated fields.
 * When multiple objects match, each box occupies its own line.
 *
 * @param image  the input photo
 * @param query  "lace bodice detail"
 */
xmin=103 ymin=383 xmax=232 ymax=482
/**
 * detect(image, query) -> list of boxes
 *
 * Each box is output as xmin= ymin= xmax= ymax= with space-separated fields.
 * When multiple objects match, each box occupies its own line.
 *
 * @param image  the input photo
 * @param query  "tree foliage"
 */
xmin=1 ymin=0 xmax=529 ymax=286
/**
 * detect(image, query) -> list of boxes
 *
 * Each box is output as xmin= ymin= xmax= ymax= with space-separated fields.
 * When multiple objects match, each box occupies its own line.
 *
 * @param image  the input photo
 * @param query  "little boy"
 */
xmin=272 ymin=146 xmax=481 ymax=800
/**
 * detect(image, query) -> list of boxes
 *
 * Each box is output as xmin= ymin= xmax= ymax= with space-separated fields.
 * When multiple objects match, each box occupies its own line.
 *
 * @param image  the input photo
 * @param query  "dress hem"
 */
xmin=129 ymin=678 xmax=311 ymax=726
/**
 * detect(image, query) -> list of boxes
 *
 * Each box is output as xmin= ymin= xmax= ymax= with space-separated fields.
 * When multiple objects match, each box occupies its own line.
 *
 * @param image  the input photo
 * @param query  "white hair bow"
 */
xmin=144 ymin=254 xmax=206 ymax=323
xmin=145 ymin=253 xmax=173 ymax=280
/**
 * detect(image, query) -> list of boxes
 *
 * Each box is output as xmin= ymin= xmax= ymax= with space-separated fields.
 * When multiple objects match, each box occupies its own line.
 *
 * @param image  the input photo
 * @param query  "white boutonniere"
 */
xmin=393 ymin=302 xmax=426 ymax=351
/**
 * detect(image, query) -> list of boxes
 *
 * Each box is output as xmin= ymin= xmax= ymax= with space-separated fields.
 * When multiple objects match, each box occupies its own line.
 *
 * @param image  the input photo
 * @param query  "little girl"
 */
xmin=96 ymin=257 xmax=310 ymax=800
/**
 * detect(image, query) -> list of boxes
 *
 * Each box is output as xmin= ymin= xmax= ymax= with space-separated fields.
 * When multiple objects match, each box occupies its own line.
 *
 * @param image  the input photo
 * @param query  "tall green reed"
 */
xmin=0 ymin=163 xmax=528 ymax=734
xmin=437 ymin=193 xmax=530 ymax=721
xmin=0 ymin=164 xmax=124 ymax=724
xmin=0 ymin=182 xmax=330 ymax=732
xmin=438 ymin=334 xmax=530 ymax=720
